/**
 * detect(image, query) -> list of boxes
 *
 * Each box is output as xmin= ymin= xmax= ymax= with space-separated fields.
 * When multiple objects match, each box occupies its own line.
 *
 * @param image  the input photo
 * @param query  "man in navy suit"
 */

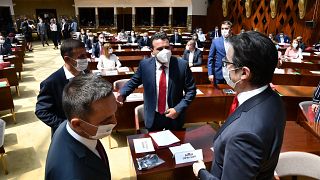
xmin=193 ymin=31 xmax=286 ymax=179
xmin=92 ymin=33 xmax=105 ymax=58
xmin=45 ymin=74 xmax=116 ymax=180
xmin=183 ymin=40 xmax=203 ymax=67
xmin=0 ymin=35 xmax=12 ymax=55
xmin=208 ymin=21 xmax=233 ymax=85
xmin=137 ymin=32 xmax=151 ymax=49
xmin=117 ymin=32 xmax=196 ymax=131
xmin=35 ymin=39 xmax=88 ymax=136
xmin=275 ymin=32 xmax=290 ymax=43
xmin=169 ymin=29 xmax=182 ymax=44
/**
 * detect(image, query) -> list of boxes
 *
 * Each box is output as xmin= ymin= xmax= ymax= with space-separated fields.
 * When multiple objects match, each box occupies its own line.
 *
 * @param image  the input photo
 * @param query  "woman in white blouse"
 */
xmin=97 ymin=43 xmax=122 ymax=70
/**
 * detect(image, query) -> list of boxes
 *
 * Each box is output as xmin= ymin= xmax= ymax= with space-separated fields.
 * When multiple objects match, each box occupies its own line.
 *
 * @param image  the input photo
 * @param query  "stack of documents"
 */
xmin=149 ymin=130 xmax=180 ymax=149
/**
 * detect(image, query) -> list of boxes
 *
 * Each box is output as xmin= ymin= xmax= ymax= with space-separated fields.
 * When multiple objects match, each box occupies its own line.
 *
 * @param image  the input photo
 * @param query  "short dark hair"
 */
xmin=62 ymin=74 xmax=113 ymax=121
xmin=60 ymin=39 xmax=85 ymax=58
xmin=221 ymin=20 xmax=233 ymax=27
xmin=150 ymin=32 xmax=169 ymax=48
xmin=228 ymin=31 xmax=278 ymax=86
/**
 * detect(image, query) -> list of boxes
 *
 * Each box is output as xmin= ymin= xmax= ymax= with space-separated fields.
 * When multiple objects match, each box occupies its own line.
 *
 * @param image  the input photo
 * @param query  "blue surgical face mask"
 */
xmin=222 ymin=65 xmax=242 ymax=89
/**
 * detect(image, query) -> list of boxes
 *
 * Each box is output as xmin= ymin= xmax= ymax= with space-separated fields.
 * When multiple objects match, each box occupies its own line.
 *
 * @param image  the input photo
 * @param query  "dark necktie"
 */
xmin=96 ymin=140 xmax=108 ymax=166
xmin=0 ymin=44 xmax=3 ymax=52
xmin=158 ymin=65 xmax=166 ymax=114
xmin=215 ymin=31 xmax=218 ymax=38
xmin=229 ymin=96 xmax=239 ymax=115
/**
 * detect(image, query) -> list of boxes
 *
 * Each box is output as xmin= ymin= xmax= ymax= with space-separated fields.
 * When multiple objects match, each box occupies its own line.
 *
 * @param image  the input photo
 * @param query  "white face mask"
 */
xmin=108 ymin=48 xmax=113 ymax=54
xmin=221 ymin=30 xmax=229 ymax=38
xmin=81 ymin=119 xmax=116 ymax=139
xmin=73 ymin=58 xmax=88 ymax=71
xmin=222 ymin=65 xmax=241 ymax=89
xmin=0 ymin=40 xmax=5 ymax=44
xmin=99 ymin=38 xmax=104 ymax=43
xmin=280 ymin=35 xmax=284 ymax=38
xmin=156 ymin=49 xmax=171 ymax=64
xmin=292 ymin=43 xmax=298 ymax=49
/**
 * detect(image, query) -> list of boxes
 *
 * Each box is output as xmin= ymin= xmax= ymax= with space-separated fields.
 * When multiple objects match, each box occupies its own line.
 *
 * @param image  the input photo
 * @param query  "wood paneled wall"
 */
xmin=204 ymin=0 xmax=320 ymax=45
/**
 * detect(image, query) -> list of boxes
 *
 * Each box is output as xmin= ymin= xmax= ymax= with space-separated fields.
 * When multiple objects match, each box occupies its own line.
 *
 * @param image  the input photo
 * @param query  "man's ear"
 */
xmin=70 ymin=118 xmax=81 ymax=130
xmin=241 ymin=66 xmax=251 ymax=80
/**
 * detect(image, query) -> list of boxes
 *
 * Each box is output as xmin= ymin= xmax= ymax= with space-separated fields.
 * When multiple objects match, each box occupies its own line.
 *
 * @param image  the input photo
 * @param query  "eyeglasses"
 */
xmin=222 ymin=57 xmax=236 ymax=67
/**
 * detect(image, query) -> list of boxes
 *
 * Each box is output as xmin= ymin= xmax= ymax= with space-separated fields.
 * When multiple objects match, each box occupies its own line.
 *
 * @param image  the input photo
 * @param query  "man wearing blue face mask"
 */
xmin=35 ymin=39 xmax=89 ymax=136
xmin=193 ymin=31 xmax=286 ymax=180
xmin=117 ymin=32 xmax=196 ymax=131
xmin=45 ymin=74 xmax=116 ymax=180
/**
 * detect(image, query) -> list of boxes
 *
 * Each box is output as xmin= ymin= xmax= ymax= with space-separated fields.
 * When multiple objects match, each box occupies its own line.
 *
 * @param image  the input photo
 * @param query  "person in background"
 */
xmin=183 ymin=40 xmax=202 ymax=67
xmin=45 ymin=74 xmax=115 ymax=180
xmin=240 ymin=28 xmax=245 ymax=34
xmin=6 ymin=32 xmax=19 ymax=45
xmin=210 ymin=26 xmax=220 ymax=40
xmin=85 ymin=32 xmax=94 ymax=51
xmin=284 ymin=38 xmax=303 ymax=60
xmin=0 ymin=35 xmax=12 ymax=55
xmin=70 ymin=19 xmax=78 ymax=34
xmin=116 ymin=32 xmax=196 ymax=131
xmin=137 ymin=32 xmax=151 ymax=49
xmin=170 ymin=29 xmax=182 ymax=44
xmin=37 ymin=18 xmax=49 ymax=47
xmin=97 ymin=43 xmax=121 ymax=70
xmin=92 ymin=33 xmax=106 ymax=58
xmin=191 ymin=33 xmax=204 ymax=48
xmin=311 ymin=82 xmax=320 ymax=123
xmin=197 ymin=28 xmax=206 ymax=42
xmin=116 ymin=29 xmax=126 ymax=41
xmin=35 ymin=39 xmax=88 ymax=136
xmin=127 ymin=30 xmax=137 ymax=43
xmin=275 ymin=31 xmax=290 ymax=43
xmin=21 ymin=18 xmax=33 ymax=52
xmin=61 ymin=18 xmax=70 ymax=40
xmin=50 ymin=18 xmax=59 ymax=50
xmin=296 ymin=36 xmax=305 ymax=51
xmin=268 ymin=33 xmax=278 ymax=44
xmin=208 ymin=21 xmax=232 ymax=85
xmin=78 ymin=28 xmax=88 ymax=44
xmin=193 ymin=31 xmax=286 ymax=180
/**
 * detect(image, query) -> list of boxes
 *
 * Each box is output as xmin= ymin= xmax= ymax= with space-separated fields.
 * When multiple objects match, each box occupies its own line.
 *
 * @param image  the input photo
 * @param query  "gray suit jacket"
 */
xmin=199 ymin=87 xmax=286 ymax=180
xmin=37 ymin=22 xmax=47 ymax=35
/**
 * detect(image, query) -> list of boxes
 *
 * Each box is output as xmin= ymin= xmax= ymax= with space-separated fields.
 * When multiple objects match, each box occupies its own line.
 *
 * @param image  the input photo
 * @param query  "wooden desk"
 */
xmin=0 ymin=67 xmax=20 ymax=96
xmin=127 ymin=122 xmax=320 ymax=179
xmin=127 ymin=125 xmax=215 ymax=180
xmin=0 ymin=78 xmax=15 ymax=122
xmin=280 ymin=60 xmax=320 ymax=70
xmin=99 ymin=68 xmax=134 ymax=85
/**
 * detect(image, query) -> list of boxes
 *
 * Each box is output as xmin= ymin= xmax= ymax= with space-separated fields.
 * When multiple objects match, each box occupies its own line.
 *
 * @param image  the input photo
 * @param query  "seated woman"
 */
xmin=284 ymin=38 xmax=303 ymax=60
xmin=127 ymin=31 xmax=137 ymax=43
xmin=97 ymin=43 xmax=121 ymax=70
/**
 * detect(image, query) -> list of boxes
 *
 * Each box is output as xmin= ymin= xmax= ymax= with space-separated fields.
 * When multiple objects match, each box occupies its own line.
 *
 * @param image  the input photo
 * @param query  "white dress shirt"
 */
xmin=188 ymin=50 xmax=195 ymax=64
xmin=66 ymin=122 xmax=100 ymax=158
xmin=155 ymin=60 xmax=169 ymax=112
xmin=63 ymin=65 xmax=75 ymax=80
xmin=50 ymin=24 xmax=57 ymax=31
xmin=237 ymin=85 xmax=268 ymax=106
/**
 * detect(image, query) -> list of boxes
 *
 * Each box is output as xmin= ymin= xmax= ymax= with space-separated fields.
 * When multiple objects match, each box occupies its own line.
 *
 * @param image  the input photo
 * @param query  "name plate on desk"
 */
xmin=175 ymin=149 xmax=203 ymax=164
xmin=190 ymin=67 xmax=203 ymax=72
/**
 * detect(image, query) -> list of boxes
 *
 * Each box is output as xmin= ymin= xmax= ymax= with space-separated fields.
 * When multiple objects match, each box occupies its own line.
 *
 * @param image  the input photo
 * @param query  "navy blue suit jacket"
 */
xmin=207 ymin=37 xmax=226 ymax=81
xmin=182 ymin=48 xmax=203 ymax=66
xmin=120 ymin=56 xmax=197 ymax=128
xmin=275 ymin=35 xmax=290 ymax=43
xmin=137 ymin=37 xmax=151 ymax=48
xmin=170 ymin=34 xmax=183 ymax=44
xmin=199 ymin=87 xmax=286 ymax=180
xmin=92 ymin=42 xmax=103 ymax=58
xmin=45 ymin=121 xmax=111 ymax=180
xmin=0 ymin=42 xmax=12 ymax=55
xmin=35 ymin=67 xmax=69 ymax=134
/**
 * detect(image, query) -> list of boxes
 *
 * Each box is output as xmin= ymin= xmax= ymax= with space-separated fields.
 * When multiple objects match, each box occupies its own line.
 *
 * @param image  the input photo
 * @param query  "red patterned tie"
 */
xmin=158 ymin=65 xmax=166 ymax=114
xmin=229 ymin=96 xmax=239 ymax=115
xmin=96 ymin=140 xmax=107 ymax=166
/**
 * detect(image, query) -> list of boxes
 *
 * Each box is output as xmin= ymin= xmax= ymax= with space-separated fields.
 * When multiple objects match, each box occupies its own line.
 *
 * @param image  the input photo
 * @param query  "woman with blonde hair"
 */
xmin=97 ymin=43 xmax=121 ymax=70
xmin=284 ymin=38 xmax=303 ymax=60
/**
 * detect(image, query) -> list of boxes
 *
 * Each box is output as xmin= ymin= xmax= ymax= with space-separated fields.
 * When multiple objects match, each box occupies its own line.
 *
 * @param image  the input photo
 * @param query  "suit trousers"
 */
xmin=148 ymin=112 xmax=184 ymax=132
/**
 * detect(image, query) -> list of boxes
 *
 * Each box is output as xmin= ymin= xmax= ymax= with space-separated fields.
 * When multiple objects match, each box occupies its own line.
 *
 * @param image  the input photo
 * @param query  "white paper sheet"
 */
xmin=310 ymin=71 xmax=320 ymax=75
xmin=169 ymin=143 xmax=195 ymax=156
xmin=196 ymin=89 xmax=204 ymax=95
xmin=117 ymin=67 xmax=130 ymax=72
xmin=274 ymin=68 xmax=284 ymax=74
xmin=149 ymin=130 xmax=180 ymax=147
xmin=302 ymin=52 xmax=311 ymax=56
xmin=190 ymin=67 xmax=203 ymax=72
xmin=125 ymin=93 xmax=143 ymax=102
xmin=133 ymin=138 xmax=155 ymax=153
xmin=104 ymin=70 xmax=118 ymax=76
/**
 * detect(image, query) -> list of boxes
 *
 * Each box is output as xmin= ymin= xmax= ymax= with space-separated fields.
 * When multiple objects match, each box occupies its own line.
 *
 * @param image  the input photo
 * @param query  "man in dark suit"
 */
xmin=35 ymin=39 xmax=88 ymax=136
xmin=6 ymin=33 xmax=19 ymax=45
xmin=0 ymin=35 xmax=12 ymax=55
xmin=45 ymin=74 xmax=116 ymax=180
xmin=275 ymin=32 xmax=290 ymax=44
xmin=117 ymin=32 xmax=196 ymax=131
xmin=61 ymin=18 xmax=70 ymax=40
xmin=183 ymin=40 xmax=202 ymax=67
xmin=193 ymin=31 xmax=286 ymax=179
xmin=137 ymin=32 xmax=151 ymax=49
xmin=208 ymin=21 xmax=232 ymax=85
xmin=92 ymin=33 xmax=105 ymax=58
xmin=169 ymin=29 xmax=182 ymax=44
xmin=37 ymin=18 xmax=49 ymax=47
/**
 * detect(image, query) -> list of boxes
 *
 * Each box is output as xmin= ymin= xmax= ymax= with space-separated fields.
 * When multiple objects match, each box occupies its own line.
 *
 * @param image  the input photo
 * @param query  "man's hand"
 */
xmin=115 ymin=92 xmax=124 ymax=106
xmin=165 ymin=108 xmax=179 ymax=119
xmin=189 ymin=63 xmax=193 ymax=67
xmin=311 ymin=104 xmax=319 ymax=113
xmin=208 ymin=75 xmax=214 ymax=83
xmin=193 ymin=160 xmax=206 ymax=177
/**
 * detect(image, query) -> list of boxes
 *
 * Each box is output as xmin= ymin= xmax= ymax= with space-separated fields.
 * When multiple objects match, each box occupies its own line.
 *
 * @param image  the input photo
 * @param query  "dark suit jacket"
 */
xmin=35 ymin=67 xmax=69 ymax=134
xmin=85 ymin=39 xmax=94 ymax=51
xmin=45 ymin=121 xmax=111 ymax=180
xmin=128 ymin=36 xmax=137 ymax=43
xmin=92 ymin=42 xmax=103 ymax=58
xmin=195 ymin=39 xmax=204 ymax=48
xmin=137 ymin=37 xmax=151 ymax=48
xmin=120 ymin=56 xmax=197 ymax=128
xmin=207 ymin=36 xmax=226 ymax=81
xmin=182 ymin=48 xmax=203 ymax=66
xmin=199 ymin=87 xmax=286 ymax=180
xmin=0 ymin=42 xmax=12 ymax=55
xmin=6 ymin=37 xmax=19 ymax=45
xmin=275 ymin=35 xmax=290 ymax=43
xmin=170 ymin=34 xmax=183 ymax=44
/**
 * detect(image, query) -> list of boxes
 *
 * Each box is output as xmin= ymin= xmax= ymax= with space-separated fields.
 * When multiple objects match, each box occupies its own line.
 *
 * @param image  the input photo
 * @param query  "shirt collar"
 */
xmin=155 ymin=57 xmax=170 ymax=70
xmin=66 ymin=122 xmax=97 ymax=152
xmin=237 ymin=85 xmax=268 ymax=106
xmin=63 ymin=65 xmax=75 ymax=80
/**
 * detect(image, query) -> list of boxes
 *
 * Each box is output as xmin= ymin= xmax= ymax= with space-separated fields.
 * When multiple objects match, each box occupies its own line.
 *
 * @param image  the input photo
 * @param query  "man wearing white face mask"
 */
xmin=92 ymin=33 xmax=106 ymax=58
xmin=193 ymin=31 xmax=285 ymax=180
xmin=117 ymin=32 xmax=196 ymax=131
xmin=0 ymin=35 xmax=12 ymax=55
xmin=36 ymin=39 xmax=88 ymax=136
xmin=208 ymin=20 xmax=232 ymax=85
xmin=45 ymin=74 xmax=115 ymax=179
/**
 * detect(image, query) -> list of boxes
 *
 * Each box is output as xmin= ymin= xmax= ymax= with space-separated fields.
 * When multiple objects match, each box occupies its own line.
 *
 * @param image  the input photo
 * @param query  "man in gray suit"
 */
xmin=37 ymin=18 xmax=49 ymax=47
xmin=193 ymin=31 xmax=286 ymax=179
